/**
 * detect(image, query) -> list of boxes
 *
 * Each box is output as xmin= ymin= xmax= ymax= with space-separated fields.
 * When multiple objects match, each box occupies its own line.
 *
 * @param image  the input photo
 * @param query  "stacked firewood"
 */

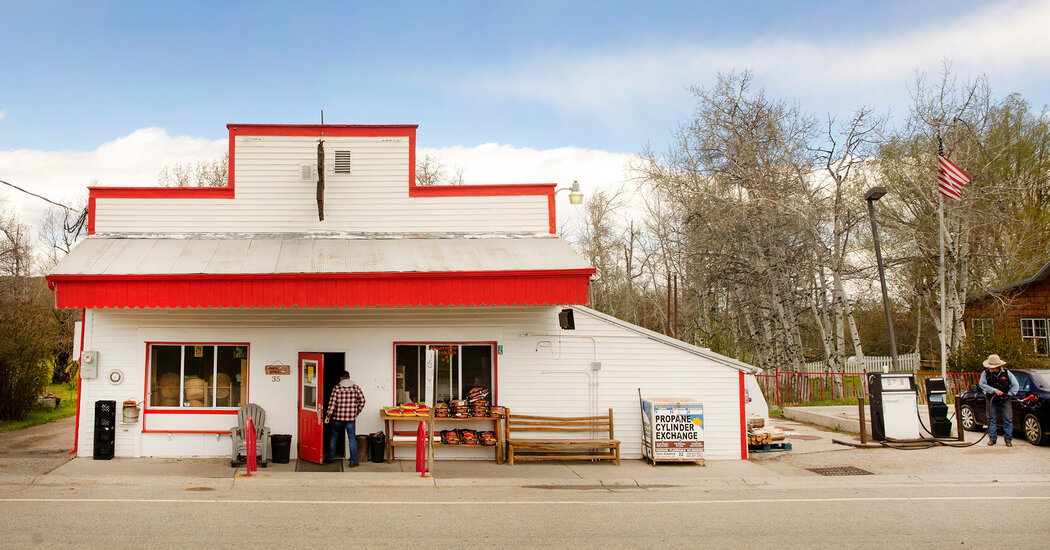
xmin=746 ymin=415 xmax=785 ymax=445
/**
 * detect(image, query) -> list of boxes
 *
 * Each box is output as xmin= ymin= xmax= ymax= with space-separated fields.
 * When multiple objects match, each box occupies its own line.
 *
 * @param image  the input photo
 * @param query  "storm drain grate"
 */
xmin=807 ymin=466 xmax=874 ymax=476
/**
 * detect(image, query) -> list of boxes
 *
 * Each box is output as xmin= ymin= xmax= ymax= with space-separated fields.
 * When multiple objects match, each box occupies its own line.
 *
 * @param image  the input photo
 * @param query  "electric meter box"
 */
xmin=867 ymin=372 xmax=919 ymax=441
xmin=81 ymin=350 xmax=99 ymax=379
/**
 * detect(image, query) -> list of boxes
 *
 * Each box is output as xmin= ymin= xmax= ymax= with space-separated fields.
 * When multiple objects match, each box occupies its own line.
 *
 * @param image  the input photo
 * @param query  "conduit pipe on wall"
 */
xmin=524 ymin=332 xmax=602 ymax=433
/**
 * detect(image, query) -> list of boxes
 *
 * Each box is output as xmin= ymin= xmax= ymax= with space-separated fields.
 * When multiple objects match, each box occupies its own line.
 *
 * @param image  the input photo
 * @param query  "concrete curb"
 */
xmin=784 ymin=407 xmax=869 ymax=434
xmin=12 ymin=470 xmax=1050 ymax=491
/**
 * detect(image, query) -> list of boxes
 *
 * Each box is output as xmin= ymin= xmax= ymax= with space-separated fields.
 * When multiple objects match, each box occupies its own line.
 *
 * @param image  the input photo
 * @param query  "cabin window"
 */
xmin=394 ymin=343 xmax=494 ymax=405
xmin=148 ymin=344 xmax=248 ymax=408
xmin=1020 ymin=318 xmax=1048 ymax=355
xmin=970 ymin=317 xmax=994 ymax=338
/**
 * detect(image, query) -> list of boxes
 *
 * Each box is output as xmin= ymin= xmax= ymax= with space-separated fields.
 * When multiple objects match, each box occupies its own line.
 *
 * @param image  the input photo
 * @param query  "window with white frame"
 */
xmin=1020 ymin=318 xmax=1048 ymax=355
xmin=148 ymin=344 xmax=248 ymax=408
xmin=971 ymin=317 xmax=994 ymax=338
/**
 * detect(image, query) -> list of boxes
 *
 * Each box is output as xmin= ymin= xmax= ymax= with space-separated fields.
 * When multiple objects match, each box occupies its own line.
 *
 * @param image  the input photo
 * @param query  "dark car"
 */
xmin=957 ymin=369 xmax=1050 ymax=445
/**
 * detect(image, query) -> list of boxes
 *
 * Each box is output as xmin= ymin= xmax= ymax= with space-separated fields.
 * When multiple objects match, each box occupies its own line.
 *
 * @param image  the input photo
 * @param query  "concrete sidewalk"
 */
xmin=3 ymin=413 xmax=1047 ymax=491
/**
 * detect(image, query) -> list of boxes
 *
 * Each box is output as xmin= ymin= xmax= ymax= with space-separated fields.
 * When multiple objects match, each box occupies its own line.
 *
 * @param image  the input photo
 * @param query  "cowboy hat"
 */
xmin=983 ymin=354 xmax=1007 ymax=368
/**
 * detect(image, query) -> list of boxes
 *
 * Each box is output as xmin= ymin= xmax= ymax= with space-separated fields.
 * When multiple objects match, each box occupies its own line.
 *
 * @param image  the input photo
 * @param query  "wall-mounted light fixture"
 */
xmin=557 ymin=180 xmax=584 ymax=205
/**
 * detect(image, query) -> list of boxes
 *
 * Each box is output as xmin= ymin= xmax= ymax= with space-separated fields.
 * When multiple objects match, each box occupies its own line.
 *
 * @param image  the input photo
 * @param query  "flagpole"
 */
xmin=939 ymin=193 xmax=947 ymax=379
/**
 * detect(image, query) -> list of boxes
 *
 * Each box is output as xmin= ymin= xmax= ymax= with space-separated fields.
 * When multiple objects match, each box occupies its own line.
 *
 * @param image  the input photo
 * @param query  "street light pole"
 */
xmin=865 ymin=186 xmax=899 ymax=373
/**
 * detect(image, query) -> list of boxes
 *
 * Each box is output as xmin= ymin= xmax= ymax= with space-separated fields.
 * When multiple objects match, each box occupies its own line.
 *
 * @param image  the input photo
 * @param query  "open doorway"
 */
xmin=320 ymin=352 xmax=347 ymax=459
xmin=297 ymin=351 xmax=347 ymax=464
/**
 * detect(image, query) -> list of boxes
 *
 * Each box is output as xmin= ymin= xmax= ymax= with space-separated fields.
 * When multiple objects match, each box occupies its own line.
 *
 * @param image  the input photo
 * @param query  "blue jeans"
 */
xmin=326 ymin=419 xmax=357 ymax=463
xmin=985 ymin=396 xmax=1013 ymax=442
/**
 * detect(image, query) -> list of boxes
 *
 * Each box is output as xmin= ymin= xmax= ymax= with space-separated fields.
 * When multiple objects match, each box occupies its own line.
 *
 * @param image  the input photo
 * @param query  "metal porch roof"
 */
xmin=47 ymin=236 xmax=594 ymax=309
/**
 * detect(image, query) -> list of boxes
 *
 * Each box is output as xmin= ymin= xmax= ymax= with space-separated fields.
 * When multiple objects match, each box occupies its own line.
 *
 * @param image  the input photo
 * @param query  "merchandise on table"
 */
xmin=384 ymin=404 xmax=430 ymax=417
xmin=467 ymin=386 xmax=490 ymax=403
xmin=440 ymin=430 xmax=461 ymax=445
xmin=488 ymin=406 xmax=505 ymax=418
xmin=433 ymin=403 xmax=450 ymax=418
xmin=460 ymin=429 xmax=479 ymax=445
xmin=479 ymin=431 xmax=498 ymax=446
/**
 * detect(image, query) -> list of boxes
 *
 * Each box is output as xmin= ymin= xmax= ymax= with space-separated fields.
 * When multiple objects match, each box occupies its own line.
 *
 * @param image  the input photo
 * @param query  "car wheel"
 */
xmin=960 ymin=405 xmax=981 ymax=431
xmin=1023 ymin=414 xmax=1045 ymax=445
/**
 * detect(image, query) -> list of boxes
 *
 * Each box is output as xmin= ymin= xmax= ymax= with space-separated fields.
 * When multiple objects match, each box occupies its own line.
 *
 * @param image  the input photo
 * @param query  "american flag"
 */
xmin=937 ymin=137 xmax=970 ymax=200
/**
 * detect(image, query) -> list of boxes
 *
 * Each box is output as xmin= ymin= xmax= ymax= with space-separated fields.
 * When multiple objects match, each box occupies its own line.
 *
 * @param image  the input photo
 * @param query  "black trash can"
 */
xmin=368 ymin=432 xmax=386 ymax=463
xmin=270 ymin=434 xmax=292 ymax=464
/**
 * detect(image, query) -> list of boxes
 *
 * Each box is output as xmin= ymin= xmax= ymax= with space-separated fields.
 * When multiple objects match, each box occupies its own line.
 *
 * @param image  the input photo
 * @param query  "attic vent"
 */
xmin=334 ymin=150 xmax=352 ymax=173
xmin=300 ymin=164 xmax=317 ymax=181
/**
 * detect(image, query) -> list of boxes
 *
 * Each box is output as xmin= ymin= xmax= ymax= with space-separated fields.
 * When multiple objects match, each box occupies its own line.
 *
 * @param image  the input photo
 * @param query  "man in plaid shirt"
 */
xmin=324 ymin=370 xmax=366 ymax=466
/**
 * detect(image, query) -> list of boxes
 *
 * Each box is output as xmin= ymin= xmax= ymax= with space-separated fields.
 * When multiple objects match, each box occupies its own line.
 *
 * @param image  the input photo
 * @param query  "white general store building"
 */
xmin=48 ymin=123 xmax=765 ymax=463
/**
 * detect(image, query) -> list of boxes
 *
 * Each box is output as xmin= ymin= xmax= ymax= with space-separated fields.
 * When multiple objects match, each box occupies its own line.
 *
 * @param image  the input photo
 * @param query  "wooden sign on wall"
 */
xmin=265 ymin=364 xmax=291 ymax=376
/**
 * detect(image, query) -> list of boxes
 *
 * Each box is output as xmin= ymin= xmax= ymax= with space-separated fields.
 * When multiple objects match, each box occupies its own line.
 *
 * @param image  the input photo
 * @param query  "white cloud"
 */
xmin=463 ymin=0 xmax=1050 ymax=117
xmin=0 ymin=109 xmax=6 ymax=120
xmin=0 ymin=127 xmax=224 ymax=234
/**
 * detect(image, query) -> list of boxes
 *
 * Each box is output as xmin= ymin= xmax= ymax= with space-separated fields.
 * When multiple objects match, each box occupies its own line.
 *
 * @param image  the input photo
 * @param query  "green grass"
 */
xmin=0 ymin=382 xmax=78 ymax=433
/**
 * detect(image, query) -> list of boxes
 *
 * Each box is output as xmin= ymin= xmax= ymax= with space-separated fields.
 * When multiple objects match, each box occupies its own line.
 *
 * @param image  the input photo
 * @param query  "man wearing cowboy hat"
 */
xmin=977 ymin=354 xmax=1019 ymax=447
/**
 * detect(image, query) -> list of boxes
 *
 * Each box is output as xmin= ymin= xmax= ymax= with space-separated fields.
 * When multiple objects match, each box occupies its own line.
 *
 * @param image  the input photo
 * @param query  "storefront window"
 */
xmin=148 ymin=344 xmax=248 ymax=408
xmin=394 ymin=343 xmax=493 ymax=405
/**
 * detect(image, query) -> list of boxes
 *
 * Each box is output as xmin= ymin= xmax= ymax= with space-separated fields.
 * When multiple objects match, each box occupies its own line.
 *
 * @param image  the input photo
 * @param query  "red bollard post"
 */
xmin=245 ymin=418 xmax=257 ymax=476
xmin=415 ymin=419 xmax=428 ymax=476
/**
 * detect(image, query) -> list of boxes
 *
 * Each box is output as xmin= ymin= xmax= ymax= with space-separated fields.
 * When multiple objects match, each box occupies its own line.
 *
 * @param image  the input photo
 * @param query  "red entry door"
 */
xmin=297 ymin=353 xmax=324 ymax=463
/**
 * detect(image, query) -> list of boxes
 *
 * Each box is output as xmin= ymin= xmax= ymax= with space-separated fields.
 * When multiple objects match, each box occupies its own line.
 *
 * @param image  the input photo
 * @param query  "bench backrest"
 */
xmin=506 ymin=408 xmax=615 ymax=440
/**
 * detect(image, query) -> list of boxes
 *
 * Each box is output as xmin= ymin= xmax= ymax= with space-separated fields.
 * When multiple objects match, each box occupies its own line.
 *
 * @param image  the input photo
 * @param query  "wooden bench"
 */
xmin=505 ymin=408 xmax=620 ymax=465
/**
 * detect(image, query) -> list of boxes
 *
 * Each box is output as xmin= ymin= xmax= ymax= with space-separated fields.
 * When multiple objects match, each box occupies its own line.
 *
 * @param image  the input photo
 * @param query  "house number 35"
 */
xmin=272 ymin=375 xmax=281 ymax=382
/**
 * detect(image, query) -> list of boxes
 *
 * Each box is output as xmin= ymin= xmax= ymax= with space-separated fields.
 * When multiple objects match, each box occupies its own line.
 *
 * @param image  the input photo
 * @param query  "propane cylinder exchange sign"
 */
xmin=643 ymin=400 xmax=704 ymax=460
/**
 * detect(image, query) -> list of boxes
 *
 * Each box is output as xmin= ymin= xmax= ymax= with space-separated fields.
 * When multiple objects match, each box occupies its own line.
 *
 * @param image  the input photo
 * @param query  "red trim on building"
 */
xmin=141 ymin=342 xmax=249 ymax=435
xmin=87 ymin=185 xmax=236 ymax=235
xmin=141 ymin=429 xmax=233 ymax=434
xmin=48 ymin=269 xmax=593 ymax=310
xmin=391 ymin=341 xmax=499 ymax=405
xmin=739 ymin=371 xmax=748 ymax=460
xmin=548 ymin=194 xmax=557 ymax=234
xmin=226 ymin=124 xmax=418 ymax=137
xmin=86 ymin=123 xmax=560 ymax=236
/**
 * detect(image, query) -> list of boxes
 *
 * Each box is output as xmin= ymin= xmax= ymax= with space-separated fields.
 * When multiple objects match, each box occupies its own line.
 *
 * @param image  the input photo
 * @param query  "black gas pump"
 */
xmin=923 ymin=377 xmax=952 ymax=438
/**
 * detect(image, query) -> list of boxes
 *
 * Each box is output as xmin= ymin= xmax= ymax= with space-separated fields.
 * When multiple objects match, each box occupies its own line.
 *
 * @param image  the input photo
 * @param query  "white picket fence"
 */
xmin=802 ymin=352 xmax=920 ymax=373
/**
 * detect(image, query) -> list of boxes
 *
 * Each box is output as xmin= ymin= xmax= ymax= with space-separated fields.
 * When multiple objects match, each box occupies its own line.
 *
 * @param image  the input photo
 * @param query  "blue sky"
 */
xmin=2 ymin=0 xmax=1049 ymax=232
xmin=4 ymin=0 xmax=1045 ymax=154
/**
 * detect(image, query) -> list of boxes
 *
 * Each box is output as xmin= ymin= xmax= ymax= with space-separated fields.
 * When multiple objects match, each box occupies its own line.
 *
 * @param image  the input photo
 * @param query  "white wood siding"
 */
xmin=77 ymin=306 xmax=744 ymax=460
xmin=92 ymin=136 xmax=550 ymax=235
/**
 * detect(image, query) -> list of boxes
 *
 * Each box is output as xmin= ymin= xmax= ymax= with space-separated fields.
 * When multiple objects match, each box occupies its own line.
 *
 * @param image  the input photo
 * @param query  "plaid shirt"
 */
xmin=325 ymin=383 xmax=366 ymax=422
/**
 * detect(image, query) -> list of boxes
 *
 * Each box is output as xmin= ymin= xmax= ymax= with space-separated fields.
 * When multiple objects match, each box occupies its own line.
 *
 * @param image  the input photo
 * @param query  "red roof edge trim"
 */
xmin=47 ymin=269 xmax=594 ymax=310
xmin=47 ymin=269 xmax=594 ymax=283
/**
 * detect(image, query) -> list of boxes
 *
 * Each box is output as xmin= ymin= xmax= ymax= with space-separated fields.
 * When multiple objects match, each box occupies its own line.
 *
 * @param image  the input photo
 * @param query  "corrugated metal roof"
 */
xmin=51 ymin=236 xmax=592 ymax=276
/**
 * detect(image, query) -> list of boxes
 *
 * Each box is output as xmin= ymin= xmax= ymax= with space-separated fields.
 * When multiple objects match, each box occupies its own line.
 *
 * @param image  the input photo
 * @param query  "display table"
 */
xmin=381 ymin=412 xmax=504 ymax=464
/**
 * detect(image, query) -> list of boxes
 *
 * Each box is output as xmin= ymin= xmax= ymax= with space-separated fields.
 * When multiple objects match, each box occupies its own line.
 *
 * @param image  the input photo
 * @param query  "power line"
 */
xmin=0 ymin=178 xmax=88 ymax=239
xmin=0 ymin=178 xmax=78 ymax=211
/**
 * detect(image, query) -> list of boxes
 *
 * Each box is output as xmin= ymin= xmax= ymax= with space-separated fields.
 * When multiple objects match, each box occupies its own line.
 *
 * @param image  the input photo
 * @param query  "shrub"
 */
xmin=948 ymin=330 xmax=1048 ymax=373
xmin=0 ymin=279 xmax=63 ymax=420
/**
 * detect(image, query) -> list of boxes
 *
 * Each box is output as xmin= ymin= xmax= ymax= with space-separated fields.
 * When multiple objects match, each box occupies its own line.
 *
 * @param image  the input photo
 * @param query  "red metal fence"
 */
xmin=755 ymin=370 xmax=982 ymax=408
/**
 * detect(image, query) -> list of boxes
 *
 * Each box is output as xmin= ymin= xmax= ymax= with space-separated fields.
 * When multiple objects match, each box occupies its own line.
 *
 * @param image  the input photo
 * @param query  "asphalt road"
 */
xmin=2 ymin=482 xmax=1046 ymax=548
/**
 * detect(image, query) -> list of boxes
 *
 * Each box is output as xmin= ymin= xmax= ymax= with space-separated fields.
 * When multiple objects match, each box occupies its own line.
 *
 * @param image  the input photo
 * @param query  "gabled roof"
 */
xmin=970 ymin=259 xmax=1050 ymax=301
xmin=47 ymin=235 xmax=594 ymax=309
xmin=573 ymin=305 xmax=760 ymax=374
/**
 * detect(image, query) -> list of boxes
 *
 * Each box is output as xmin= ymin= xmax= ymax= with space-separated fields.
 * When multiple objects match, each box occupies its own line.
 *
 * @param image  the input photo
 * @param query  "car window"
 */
xmin=1034 ymin=372 xmax=1050 ymax=388
xmin=1014 ymin=373 xmax=1029 ymax=392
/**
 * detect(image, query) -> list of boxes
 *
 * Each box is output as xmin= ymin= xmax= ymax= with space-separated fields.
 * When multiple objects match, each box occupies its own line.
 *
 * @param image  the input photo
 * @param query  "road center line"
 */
xmin=2 ymin=496 xmax=1048 ymax=505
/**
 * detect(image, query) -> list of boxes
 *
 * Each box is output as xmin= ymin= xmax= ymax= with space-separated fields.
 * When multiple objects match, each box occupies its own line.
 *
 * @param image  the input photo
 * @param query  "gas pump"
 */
xmin=867 ymin=372 xmax=920 ymax=441
xmin=923 ymin=378 xmax=953 ymax=438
